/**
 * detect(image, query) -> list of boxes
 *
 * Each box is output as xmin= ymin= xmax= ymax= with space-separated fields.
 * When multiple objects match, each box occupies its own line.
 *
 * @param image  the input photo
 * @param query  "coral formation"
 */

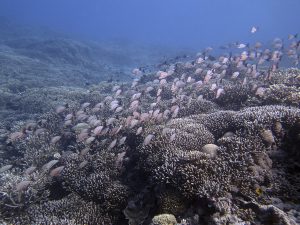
xmin=0 ymin=23 xmax=300 ymax=224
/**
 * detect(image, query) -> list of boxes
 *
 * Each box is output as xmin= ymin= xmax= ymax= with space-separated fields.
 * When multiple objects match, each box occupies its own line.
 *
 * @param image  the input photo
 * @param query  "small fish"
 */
xmin=160 ymin=79 xmax=167 ymax=86
xmin=143 ymin=134 xmax=154 ymax=146
xmin=115 ymin=89 xmax=122 ymax=97
xmin=106 ymin=117 xmax=116 ymax=126
xmin=240 ymin=51 xmax=248 ymax=61
xmin=80 ymin=147 xmax=90 ymax=156
xmin=65 ymin=113 xmax=73 ymax=121
xmin=24 ymin=166 xmax=37 ymax=176
xmin=119 ymin=136 xmax=127 ymax=146
xmin=171 ymin=106 xmax=180 ymax=118
xmin=81 ymin=102 xmax=91 ymax=109
xmin=255 ymin=87 xmax=265 ymax=97
xmin=55 ymin=105 xmax=66 ymax=114
xmin=204 ymin=73 xmax=212 ymax=83
xmin=216 ymin=88 xmax=224 ymax=99
xmin=112 ymin=85 xmax=121 ymax=92
xmin=110 ymin=103 xmax=119 ymax=111
xmin=93 ymin=126 xmax=103 ymax=135
xmin=0 ymin=164 xmax=13 ymax=173
xmin=50 ymin=166 xmax=64 ymax=177
xmin=197 ymin=95 xmax=204 ymax=101
xmin=130 ymin=100 xmax=139 ymax=110
xmin=115 ymin=106 xmax=123 ymax=113
xmin=79 ymin=160 xmax=88 ymax=168
xmin=186 ymin=76 xmax=193 ymax=83
xmin=146 ymin=86 xmax=154 ymax=93
xmin=196 ymin=57 xmax=205 ymax=64
xmin=50 ymin=136 xmax=61 ymax=145
xmin=16 ymin=180 xmax=32 ymax=192
xmin=108 ymin=139 xmax=118 ymax=150
xmin=136 ymin=127 xmax=143 ymax=135
xmin=222 ymin=57 xmax=229 ymax=64
xmin=163 ymin=109 xmax=171 ymax=119
xmin=210 ymin=83 xmax=217 ymax=91
xmin=231 ymin=71 xmax=240 ymax=79
xmin=157 ymin=88 xmax=162 ymax=96
xmin=130 ymin=119 xmax=139 ymax=129
xmin=156 ymin=96 xmax=161 ymax=103
xmin=288 ymin=33 xmax=298 ymax=40
xmin=131 ymin=93 xmax=142 ymax=101
xmin=175 ymin=80 xmax=185 ymax=88
xmin=195 ymin=68 xmax=203 ymax=75
xmin=162 ymin=128 xmax=170 ymax=136
xmin=157 ymin=71 xmax=169 ymax=79
xmin=170 ymin=133 xmax=176 ymax=142
xmin=140 ymin=113 xmax=150 ymax=122
xmin=132 ymin=111 xmax=140 ymax=119
xmin=251 ymin=26 xmax=258 ymax=33
xmin=42 ymin=160 xmax=59 ymax=172
xmin=237 ymin=43 xmax=248 ymax=49
xmin=242 ymin=77 xmax=247 ymax=86
xmin=85 ymin=137 xmax=95 ymax=145
xmin=132 ymin=68 xmax=142 ymax=76
xmin=150 ymin=102 xmax=157 ymax=109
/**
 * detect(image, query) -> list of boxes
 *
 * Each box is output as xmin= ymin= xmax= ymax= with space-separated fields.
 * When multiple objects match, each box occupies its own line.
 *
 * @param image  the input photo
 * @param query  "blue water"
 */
xmin=0 ymin=0 xmax=299 ymax=50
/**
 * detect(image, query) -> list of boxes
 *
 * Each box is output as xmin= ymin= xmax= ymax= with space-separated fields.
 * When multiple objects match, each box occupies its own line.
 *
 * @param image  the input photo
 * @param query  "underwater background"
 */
xmin=0 ymin=0 xmax=299 ymax=224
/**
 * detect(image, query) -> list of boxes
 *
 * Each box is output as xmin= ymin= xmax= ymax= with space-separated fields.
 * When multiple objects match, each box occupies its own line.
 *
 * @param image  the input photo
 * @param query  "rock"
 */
xmin=261 ymin=129 xmax=275 ymax=145
xmin=202 ymin=144 xmax=219 ymax=158
xmin=151 ymin=214 xmax=177 ymax=225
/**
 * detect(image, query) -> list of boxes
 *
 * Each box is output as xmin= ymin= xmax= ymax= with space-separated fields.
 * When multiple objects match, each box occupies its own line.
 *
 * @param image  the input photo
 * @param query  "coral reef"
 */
xmin=0 ymin=24 xmax=300 ymax=224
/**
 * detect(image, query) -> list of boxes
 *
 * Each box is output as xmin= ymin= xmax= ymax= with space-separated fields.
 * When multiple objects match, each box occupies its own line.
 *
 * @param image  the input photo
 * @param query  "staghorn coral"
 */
xmin=156 ymin=189 xmax=188 ymax=216
xmin=214 ymin=84 xmax=251 ymax=110
xmin=131 ymin=105 xmax=300 ymax=203
xmin=11 ymin=193 xmax=113 ymax=224
xmin=61 ymin=151 xmax=129 ymax=212
xmin=178 ymin=99 xmax=218 ymax=117
xmin=263 ymin=84 xmax=300 ymax=106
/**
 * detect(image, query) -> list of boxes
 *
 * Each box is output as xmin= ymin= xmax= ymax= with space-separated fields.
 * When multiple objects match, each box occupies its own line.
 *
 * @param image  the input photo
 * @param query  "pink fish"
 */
xmin=216 ymin=88 xmax=224 ymax=99
xmin=51 ymin=136 xmax=61 ymax=145
xmin=108 ymin=139 xmax=117 ymax=150
xmin=93 ymin=126 xmax=103 ymax=135
xmin=143 ymin=134 xmax=154 ymax=146
xmin=170 ymin=133 xmax=176 ymax=142
xmin=136 ymin=127 xmax=143 ymax=135
xmin=157 ymin=71 xmax=169 ymax=79
xmin=130 ymin=119 xmax=139 ymax=129
xmin=16 ymin=180 xmax=32 ymax=192
xmin=55 ymin=106 xmax=66 ymax=114
xmin=50 ymin=166 xmax=64 ymax=177
xmin=132 ymin=68 xmax=142 ymax=76
xmin=130 ymin=100 xmax=139 ymax=110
